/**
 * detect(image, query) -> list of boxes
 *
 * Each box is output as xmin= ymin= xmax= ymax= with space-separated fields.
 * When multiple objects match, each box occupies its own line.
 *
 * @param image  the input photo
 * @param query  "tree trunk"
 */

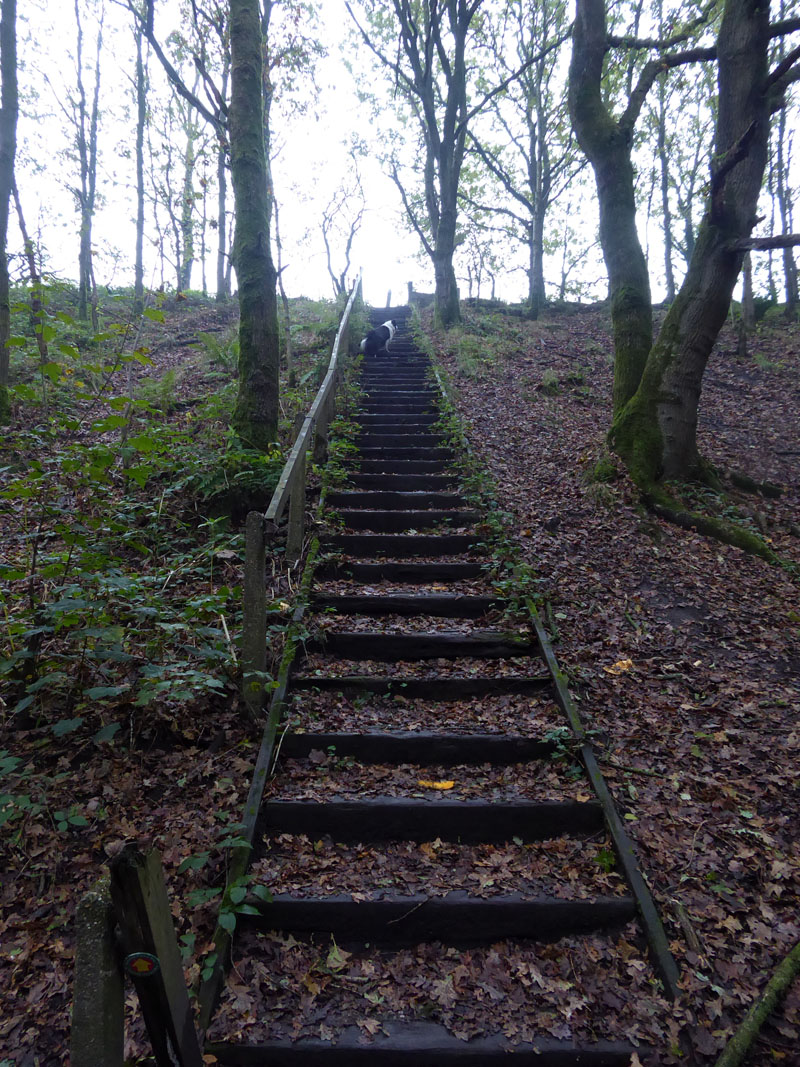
xmin=738 ymin=251 xmax=754 ymax=358
xmin=229 ymin=0 xmax=279 ymax=450
xmin=274 ymin=197 xmax=294 ymax=387
xmin=133 ymin=21 xmax=146 ymax=317
xmin=774 ymin=99 xmax=798 ymax=317
xmin=0 ymin=0 xmax=17 ymax=424
xmin=611 ymin=0 xmax=771 ymax=484
xmin=569 ymin=0 xmax=653 ymax=414
xmin=530 ymin=206 xmax=546 ymax=318
xmin=657 ymin=72 xmax=676 ymax=303
xmin=433 ymin=199 xmax=460 ymax=329
xmin=178 ymin=112 xmax=196 ymax=292
xmin=75 ymin=0 xmax=103 ymax=329
xmin=216 ymin=130 xmax=228 ymax=302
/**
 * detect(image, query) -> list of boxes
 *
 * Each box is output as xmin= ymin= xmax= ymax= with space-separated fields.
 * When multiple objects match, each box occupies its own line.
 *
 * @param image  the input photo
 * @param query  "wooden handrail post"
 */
xmin=286 ymin=449 xmax=307 ymax=563
xmin=242 ymin=510 xmax=268 ymax=719
xmin=72 ymin=877 xmax=124 ymax=1067
xmin=243 ymin=512 xmax=270 ymax=721
xmin=109 ymin=846 xmax=203 ymax=1067
xmin=313 ymin=395 xmax=330 ymax=464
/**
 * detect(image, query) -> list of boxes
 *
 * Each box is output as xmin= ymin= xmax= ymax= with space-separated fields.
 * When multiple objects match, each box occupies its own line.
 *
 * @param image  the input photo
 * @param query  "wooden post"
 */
xmin=242 ymin=510 xmax=268 ymax=718
xmin=72 ymin=877 xmax=124 ymax=1067
xmin=286 ymin=450 xmax=306 ymax=562
xmin=109 ymin=846 xmax=203 ymax=1067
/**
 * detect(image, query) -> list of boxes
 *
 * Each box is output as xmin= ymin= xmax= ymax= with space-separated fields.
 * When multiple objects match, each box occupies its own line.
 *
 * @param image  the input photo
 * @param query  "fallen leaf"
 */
xmin=603 ymin=659 xmax=634 ymax=675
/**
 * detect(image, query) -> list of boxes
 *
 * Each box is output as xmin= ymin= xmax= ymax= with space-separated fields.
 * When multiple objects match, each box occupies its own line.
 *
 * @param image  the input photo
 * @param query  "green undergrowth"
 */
xmin=427 ymin=308 xmax=527 ymax=380
xmin=0 ymin=283 xmax=347 ymax=777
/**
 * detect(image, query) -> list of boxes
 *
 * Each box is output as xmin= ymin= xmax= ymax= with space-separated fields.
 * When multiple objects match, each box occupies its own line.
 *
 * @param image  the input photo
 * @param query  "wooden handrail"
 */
xmin=242 ymin=274 xmax=362 ymax=717
xmin=263 ymin=274 xmax=362 ymax=528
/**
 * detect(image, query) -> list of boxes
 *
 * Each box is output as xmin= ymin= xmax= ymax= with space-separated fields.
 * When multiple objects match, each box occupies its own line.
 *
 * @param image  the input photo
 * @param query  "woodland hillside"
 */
xmin=0 ymin=291 xmax=798 ymax=1063
xmin=1 ymin=0 xmax=800 ymax=1063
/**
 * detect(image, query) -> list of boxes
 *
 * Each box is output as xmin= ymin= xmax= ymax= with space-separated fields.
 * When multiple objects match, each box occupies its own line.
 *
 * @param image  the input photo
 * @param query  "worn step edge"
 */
xmin=313 ymin=561 xmax=482 ymax=581
xmin=336 ymin=510 xmax=480 ymax=532
xmin=344 ymin=476 xmax=458 ymax=491
xmin=261 ymin=799 xmax=604 ymax=842
xmin=357 ymin=435 xmax=446 ymax=447
xmin=323 ymin=533 xmax=479 ymax=557
xmin=239 ymin=892 xmax=637 ymax=943
xmin=326 ymin=491 xmax=467 ymax=509
xmin=352 ymin=461 xmax=451 ymax=474
xmin=357 ymin=449 xmax=454 ymax=461
xmin=359 ymin=405 xmax=438 ymax=414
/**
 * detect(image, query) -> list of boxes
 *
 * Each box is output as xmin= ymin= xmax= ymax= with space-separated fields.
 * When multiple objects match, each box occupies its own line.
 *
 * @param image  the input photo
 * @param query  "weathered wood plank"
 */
xmin=353 ymin=460 xmax=451 ymax=474
xmin=72 ymin=877 xmax=124 ymax=1067
xmin=314 ymin=560 xmax=482 ymax=581
xmin=109 ymin=847 xmax=203 ymax=1067
xmin=263 ymin=799 xmax=604 ymax=842
xmin=207 ymin=1022 xmax=637 ymax=1065
xmin=356 ymin=434 xmax=445 ymax=447
xmin=326 ymin=492 xmax=467 ymax=509
xmin=345 ymin=475 xmax=458 ymax=491
xmin=337 ymin=509 xmax=480 ymax=532
xmin=323 ymin=533 xmax=478 ymax=556
xmin=308 ymin=630 xmax=540 ymax=660
xmin=525 ymin=598 xmax=682 ymax=1001
xmin=240 ymin=892 xmax=636 ymax=943
xmin=358 ymin=447 xmax=454 ymax=460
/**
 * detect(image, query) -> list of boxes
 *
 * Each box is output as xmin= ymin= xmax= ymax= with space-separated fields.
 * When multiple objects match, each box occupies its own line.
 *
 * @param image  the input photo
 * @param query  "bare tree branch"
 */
xmin=608 ymin=0 xmax=720 ymax=50
xmin=729 ymin=233 xmax=800 ymax=252
xmin=128 ymin=0 xmax=226 ymax=136
xmin=455 ymin=26 xmax=572 ymax=139
xmin=344 ymin=0 xmax=416 ymax=98
xmin=389 ymin=159 xmax=433 ymax=258
xmin=621 ymin=46 xmax=716 ymax=133
xmin=768 ymin=42 xmax=800 ymax=88
xmin=770 ymin=16 xmax=800 ymax=37
xmin=466 ymin=132 xmax=534 ymax=215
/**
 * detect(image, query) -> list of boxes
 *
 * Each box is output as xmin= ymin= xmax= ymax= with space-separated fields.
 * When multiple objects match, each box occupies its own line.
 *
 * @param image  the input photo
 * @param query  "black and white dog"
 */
xmin=360 ymin=319 xmax=397 ymax=357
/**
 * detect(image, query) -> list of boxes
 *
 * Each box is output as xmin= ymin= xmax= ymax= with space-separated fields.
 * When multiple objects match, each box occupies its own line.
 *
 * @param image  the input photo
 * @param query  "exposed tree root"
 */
xmin=713 ymin=941 xmax=800 ymax=1067
xmin=727 ymin=469 xmax=783 ymax=498
xmin=644 ymin=494 xmax=784 ymax=566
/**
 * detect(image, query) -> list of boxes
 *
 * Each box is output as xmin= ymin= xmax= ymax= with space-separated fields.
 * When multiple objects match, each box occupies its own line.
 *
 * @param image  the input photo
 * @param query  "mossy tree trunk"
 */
xmin=568 ymin=0 xmax=653 ymax=415
xmin=0 ymin=0 xmax=17 ymax=425
xmin=432 ymin=187 xmax=461 ymax=329
xmin=229 ymin=0 xmax=279 ymax=450
xmin=610 ymin=0 xmax=771 ymax=484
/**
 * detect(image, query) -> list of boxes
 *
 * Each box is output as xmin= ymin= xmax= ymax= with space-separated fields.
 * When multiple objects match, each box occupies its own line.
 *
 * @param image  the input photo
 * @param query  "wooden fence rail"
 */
xmin=242 ymin=275 xmax=362 ymax=716
xmin=72 ymin=847 xmax=202 ymax=1067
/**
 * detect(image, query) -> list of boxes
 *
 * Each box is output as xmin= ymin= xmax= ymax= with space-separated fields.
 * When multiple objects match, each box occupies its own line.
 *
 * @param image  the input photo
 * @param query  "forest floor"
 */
xmin=1 ymin=295 xmax=798 ymax=1065
xmin=427 ymin=302 xmax=800 ymax=1064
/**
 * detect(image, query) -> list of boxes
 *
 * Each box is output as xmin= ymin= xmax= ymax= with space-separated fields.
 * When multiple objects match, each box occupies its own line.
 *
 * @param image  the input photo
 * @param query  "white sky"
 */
xmin=13 ymin=0 xmax=452 ymax=307
xmin=13 ymin=1 xmax=792 ymax=309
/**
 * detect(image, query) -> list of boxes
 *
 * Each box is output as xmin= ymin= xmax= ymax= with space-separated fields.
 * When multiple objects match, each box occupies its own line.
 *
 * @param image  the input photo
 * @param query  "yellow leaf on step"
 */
xmin=417 ymin=779 xmax=455 ymax=790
